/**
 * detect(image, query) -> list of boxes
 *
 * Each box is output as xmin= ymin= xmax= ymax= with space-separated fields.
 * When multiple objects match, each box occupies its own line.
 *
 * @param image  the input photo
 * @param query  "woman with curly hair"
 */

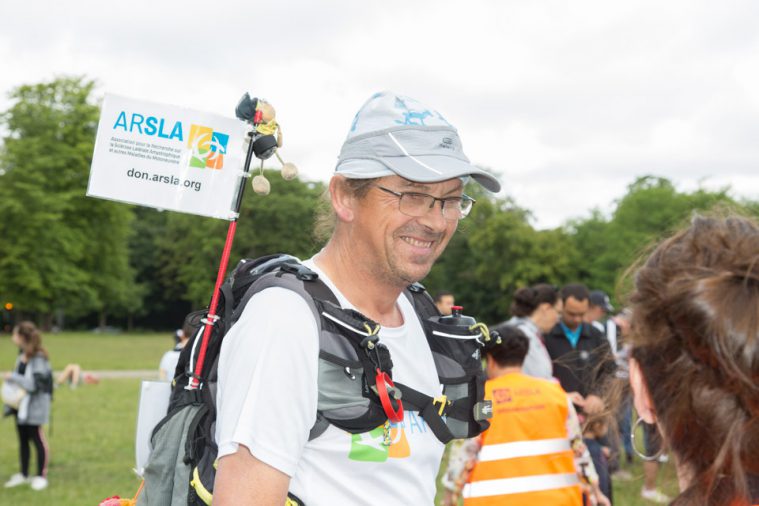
xmin=627 ymin=214 xmax=759 ymax=505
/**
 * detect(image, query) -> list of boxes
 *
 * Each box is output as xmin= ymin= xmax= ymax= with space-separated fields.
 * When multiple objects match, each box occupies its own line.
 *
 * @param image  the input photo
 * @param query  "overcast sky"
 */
xmin=2 ymin=0 xmax=758 ymax=229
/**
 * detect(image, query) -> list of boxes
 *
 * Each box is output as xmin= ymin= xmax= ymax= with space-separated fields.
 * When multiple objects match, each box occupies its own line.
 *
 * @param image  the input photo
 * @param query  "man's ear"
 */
xmin=329 ymin=176 xmax=356 ymax=223
xmin=629 ymin=358 xmax=656 ymax=423
xmin=485 ymin=354 xmax=498 ymax=379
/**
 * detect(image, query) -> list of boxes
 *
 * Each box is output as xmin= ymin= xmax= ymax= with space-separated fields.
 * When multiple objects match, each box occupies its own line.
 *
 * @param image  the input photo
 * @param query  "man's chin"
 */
xmin=400 ymin=263 xmax=434 ymax=285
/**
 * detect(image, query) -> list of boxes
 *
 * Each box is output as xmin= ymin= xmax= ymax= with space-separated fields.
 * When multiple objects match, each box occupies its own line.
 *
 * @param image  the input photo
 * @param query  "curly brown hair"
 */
xmin=629 ymin=214 xmax=759 ymax=505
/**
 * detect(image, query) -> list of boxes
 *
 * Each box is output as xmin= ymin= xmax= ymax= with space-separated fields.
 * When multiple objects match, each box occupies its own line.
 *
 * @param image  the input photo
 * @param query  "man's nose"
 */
xmin=418 ymin=199 xmax=450 ymax=230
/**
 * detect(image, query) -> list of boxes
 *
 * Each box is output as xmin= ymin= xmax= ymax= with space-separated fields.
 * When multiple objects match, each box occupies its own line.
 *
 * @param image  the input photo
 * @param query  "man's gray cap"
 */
xmin=335 ymin=92 xmax=501 ymax=193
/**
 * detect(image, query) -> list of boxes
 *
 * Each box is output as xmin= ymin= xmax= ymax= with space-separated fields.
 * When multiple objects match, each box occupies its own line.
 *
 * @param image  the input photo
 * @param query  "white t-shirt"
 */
xmin=216 ymin=259 xmax=445 ymax=505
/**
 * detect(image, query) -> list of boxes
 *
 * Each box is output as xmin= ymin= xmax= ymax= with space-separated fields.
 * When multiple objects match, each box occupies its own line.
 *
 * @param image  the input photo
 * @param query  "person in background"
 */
xmin=635 ymin=421 xmax=670 ymax=503
xmin=627 ymin=214 xmax=759 ymax=505
xmin=442 ymin=326 xmax=610 ymax=506
xmin=583 ymin=417 xmax=612 ymax=503
xmin=55 ymin=363 xmax=100 ymax=388
xmin=434 ymin=291 xmax=456 ymax=316
xmin=491 ymin=283 xmax=561 ymax=380
xmin=545 ymin=284 xmax=616 ymax=502
xmin=545 ymin=284 xmax=614 ymax=415
xmin=585 ymin=291 xmax=632 ymax=482
xmin=604 ymin=309 xmax=635 ymax=485
xmin=159 ymin=324 xmax=192 ymax=381
xmin=586 ymin=290 xmax=616 ymax=352
xmin=3 ymin=321 xmax=52 ymax=491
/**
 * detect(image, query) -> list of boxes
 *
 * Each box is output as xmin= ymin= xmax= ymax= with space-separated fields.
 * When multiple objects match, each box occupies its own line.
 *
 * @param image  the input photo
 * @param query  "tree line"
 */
xmin=0 ymin=77 xmax=755 ymax=331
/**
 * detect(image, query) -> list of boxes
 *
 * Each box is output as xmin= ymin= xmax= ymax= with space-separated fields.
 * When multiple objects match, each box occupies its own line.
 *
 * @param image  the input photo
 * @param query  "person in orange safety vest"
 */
xmin=443 ymin=325 xmax=610 ymax=506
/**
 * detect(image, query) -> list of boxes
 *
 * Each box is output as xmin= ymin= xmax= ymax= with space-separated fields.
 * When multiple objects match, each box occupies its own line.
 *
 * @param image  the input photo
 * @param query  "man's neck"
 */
xmin=489 ymin=365 xmax=522 ymax=379
xmin=315 ymin=242 xmax=405 ymax=327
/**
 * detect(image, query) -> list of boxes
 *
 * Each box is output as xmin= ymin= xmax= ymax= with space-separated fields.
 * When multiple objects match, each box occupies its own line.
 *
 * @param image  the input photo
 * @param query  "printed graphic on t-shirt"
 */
xmin=348 ymin=412 xmax=430 ymax=462
xmin=349 ymin=425 xmax=410 ymax=462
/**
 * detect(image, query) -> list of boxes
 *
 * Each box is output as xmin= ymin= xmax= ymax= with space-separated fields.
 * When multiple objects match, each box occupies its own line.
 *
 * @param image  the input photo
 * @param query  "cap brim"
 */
xmin=380 ymin=154 xmax=501 ymax=192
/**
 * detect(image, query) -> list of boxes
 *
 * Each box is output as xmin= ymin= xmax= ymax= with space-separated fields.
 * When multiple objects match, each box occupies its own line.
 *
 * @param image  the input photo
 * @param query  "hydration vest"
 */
xmin=138 ymin=254 xmax=493 ymax=506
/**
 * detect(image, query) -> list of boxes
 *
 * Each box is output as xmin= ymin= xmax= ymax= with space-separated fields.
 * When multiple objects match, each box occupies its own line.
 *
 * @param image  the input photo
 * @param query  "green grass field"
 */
xmin=1 ymin=330 xmax=174 ymax=372
xmin=0 ymin=378 xmax=146 ymax=505
xmin=1 ymin=332 xmax=682 ymax=505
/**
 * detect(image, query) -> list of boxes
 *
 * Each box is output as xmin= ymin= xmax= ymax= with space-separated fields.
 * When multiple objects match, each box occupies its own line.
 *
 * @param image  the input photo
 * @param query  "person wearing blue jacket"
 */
xmin=3 ymin=321 xmax=52 ymax=491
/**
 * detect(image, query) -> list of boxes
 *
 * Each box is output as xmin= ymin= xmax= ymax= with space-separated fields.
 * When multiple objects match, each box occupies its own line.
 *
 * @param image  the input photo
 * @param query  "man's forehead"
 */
xmin=565 ymin=296 xmax=588 ymax=310
xmin=379 ymin=175 xmax=464 ymax=192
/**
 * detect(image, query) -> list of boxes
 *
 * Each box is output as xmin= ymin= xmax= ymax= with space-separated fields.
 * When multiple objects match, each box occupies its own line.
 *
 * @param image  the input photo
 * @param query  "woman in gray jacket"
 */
xmin=3 ymin=321 xmax=52 ymax=491
xmin=491 ymin=284 xmax=562 ymax=380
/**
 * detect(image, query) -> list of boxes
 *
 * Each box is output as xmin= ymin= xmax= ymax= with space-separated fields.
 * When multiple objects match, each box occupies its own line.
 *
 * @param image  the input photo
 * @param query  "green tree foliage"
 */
xmin=128 ymin=207 xmax=176 ymax=327
xmin=154 ymin=170 xmax=326 ymax=307
xmin=569 ymin=176 xmax=735 ymax=302
xmin=425 ymin=184 xmax=575 ymax=324
xmin=0 ymin=77 xmax=139 ymax=327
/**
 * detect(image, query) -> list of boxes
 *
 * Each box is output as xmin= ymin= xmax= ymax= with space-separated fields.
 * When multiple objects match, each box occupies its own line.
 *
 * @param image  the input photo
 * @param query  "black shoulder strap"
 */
xmin=403 ymin=282 xmax=440 ymax=323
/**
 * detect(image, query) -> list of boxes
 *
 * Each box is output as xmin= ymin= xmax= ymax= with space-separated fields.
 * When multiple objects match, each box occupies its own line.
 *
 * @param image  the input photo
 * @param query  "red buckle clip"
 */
xmin=374 ymin=368 xmax=404 ymax=423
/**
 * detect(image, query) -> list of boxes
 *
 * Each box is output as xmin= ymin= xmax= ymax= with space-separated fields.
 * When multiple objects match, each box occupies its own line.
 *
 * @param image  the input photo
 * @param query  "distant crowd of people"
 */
xmin=438 ymin=284 xmax=622 ymax=505
xmin=438 ymin=214 xmax=759 ymax=505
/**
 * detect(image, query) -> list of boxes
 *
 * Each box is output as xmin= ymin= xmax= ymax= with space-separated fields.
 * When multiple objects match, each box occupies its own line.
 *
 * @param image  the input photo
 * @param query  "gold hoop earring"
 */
xmin=630 ymin=416 xmax=663 ymax=462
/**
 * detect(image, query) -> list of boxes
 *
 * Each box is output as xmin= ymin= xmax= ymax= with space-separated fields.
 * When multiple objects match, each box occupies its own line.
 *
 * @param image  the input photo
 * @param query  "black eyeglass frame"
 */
xmin=374 ymin=185 xmax=476 ymax=221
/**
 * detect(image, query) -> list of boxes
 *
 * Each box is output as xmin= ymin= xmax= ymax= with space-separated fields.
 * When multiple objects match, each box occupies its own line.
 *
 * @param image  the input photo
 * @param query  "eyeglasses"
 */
xmin=375 ymin=186 xmax=475 ymax=221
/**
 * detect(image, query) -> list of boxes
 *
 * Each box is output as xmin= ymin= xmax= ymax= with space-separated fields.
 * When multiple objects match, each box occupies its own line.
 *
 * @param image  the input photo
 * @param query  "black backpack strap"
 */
xmin=286 ymin=492 xmax=306 ymax=506
xmin=220 ymin=281 xmax=234 ymax=327
xmin=237 ymin=261 xmax=348 ymax=442
xmin=394 ymin=383 xmax=455 ymax=444
xmin=403 ymin=282 xmax=440 ymax=322
xmin=394 ymin=383 xmax=487 ymax=445
xmin=184 ymin=402 xmax=213 ymax=465
xmin=308 ymin=413 xmax=330 ymax=441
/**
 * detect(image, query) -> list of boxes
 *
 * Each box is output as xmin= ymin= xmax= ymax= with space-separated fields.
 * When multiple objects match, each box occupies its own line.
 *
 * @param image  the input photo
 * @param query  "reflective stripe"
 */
xmin=387 ymin=132 xmax=443 ymax=174
xmin=463 ymin=473 xmax=579 ymax=498
xmin=478 ymin=438 xmax=571 ymax=462
xmin=431 ymin=330 xmax=482 ymax=340
xmin=321 ymin=311 xmax=371 ymax=336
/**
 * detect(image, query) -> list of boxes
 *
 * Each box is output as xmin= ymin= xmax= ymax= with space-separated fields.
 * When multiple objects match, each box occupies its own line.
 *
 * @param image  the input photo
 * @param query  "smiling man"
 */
xmin=214 ymin=92 xmax=500 ymax=505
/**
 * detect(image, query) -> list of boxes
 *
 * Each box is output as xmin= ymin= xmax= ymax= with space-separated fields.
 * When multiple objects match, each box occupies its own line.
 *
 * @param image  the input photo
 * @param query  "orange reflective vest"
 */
xmin=463 ymin=372 xmax=582 ymax=506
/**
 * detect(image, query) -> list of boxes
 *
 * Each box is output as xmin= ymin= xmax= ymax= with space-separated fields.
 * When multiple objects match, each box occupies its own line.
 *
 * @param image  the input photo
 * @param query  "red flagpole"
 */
xmin=188 ymin=108 xmax=259 ymax=389
xmin=189 ymin=220 xmax=238 ymax=389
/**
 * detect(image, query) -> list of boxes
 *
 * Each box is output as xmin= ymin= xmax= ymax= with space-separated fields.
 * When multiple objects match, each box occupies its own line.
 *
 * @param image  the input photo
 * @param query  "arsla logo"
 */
xmin=188 ymin=125 xmax=229 ymax=170
xmin=493 ymin=388 xmax=512 ymax=404
xmin=439 ymin=137 xmax=455 ymax=150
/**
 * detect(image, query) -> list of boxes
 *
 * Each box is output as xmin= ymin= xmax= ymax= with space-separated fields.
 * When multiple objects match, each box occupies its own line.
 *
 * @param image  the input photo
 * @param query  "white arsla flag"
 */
xmin=87 ymin=94 xmax=248 ymax=220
